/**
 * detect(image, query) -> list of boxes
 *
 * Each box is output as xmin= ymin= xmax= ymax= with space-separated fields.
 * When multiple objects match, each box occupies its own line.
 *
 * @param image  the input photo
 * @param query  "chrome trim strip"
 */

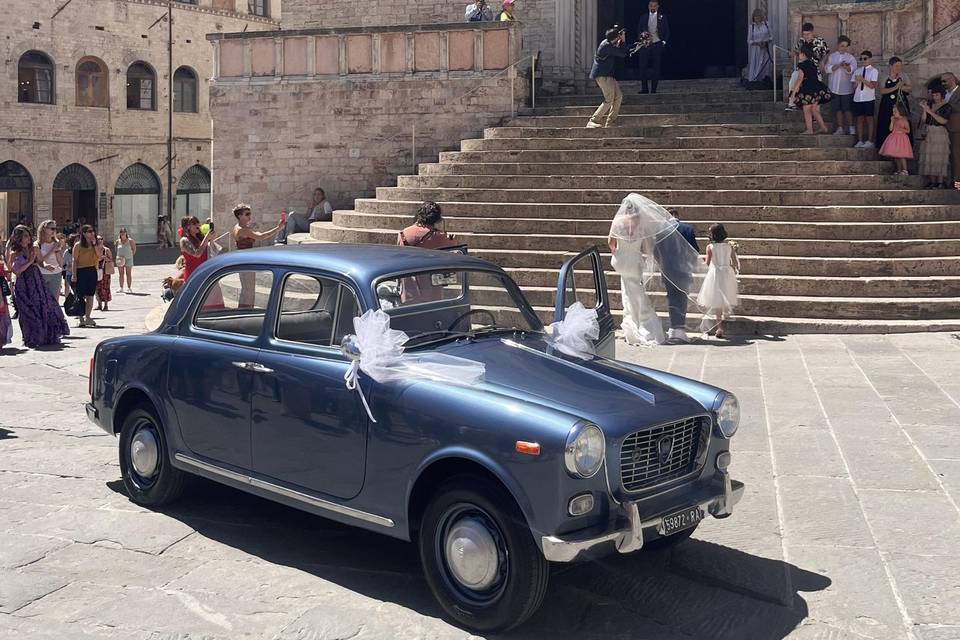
xmin=174 ymin=453 xmax=395 ymax=528
xmin=501 ymin=338 xmax=655 ymax=405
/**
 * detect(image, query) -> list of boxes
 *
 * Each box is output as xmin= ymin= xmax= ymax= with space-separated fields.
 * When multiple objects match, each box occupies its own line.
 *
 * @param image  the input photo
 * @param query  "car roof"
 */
xmin=211 ymin=243 xmax=505 ymax=282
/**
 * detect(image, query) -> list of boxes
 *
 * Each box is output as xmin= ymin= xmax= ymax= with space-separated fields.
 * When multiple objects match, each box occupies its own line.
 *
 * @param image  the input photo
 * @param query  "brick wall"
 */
xmin=208 ymin=23 xmax=527 ymax=237
xmin=0 ymin=0 xmax=277 ymax=237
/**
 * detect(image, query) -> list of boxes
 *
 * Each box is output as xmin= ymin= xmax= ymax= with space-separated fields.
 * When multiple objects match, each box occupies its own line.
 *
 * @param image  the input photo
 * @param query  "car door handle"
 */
xmin=231 ymin=361 xmax=274 ymax=374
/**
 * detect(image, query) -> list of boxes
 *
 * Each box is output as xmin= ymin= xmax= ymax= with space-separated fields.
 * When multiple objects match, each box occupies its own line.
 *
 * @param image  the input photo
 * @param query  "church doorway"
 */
xmin=598 ymin=0 xmax=749 ymax=80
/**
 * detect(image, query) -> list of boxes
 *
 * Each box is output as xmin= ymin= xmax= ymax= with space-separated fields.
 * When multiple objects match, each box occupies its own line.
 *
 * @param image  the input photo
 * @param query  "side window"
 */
xmin=276 ymin=273 xmax=360 ymax=347
xmin=194 ymin=270 xmax=273 ymax=337
xmin=561 ymin=254 xmax=598 ymax=310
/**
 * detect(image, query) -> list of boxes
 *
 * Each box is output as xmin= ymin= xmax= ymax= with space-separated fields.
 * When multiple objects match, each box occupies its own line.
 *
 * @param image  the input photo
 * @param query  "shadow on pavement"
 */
xmin=0 ymin=427 xmax=17 ymax=440
xmin=107 ymin=478 xmax=829 ymax=639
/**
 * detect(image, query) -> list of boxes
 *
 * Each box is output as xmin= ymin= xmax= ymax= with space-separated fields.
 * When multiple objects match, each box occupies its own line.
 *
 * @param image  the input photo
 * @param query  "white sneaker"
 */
xmin=862 ymin=141 xmax=875 ymax=149
xmin=833 ymin=127 xmax=845 ymax=135
xmin=848 ymin=127 xmax=856 ymax=135
xmin=854 ymin=141 xmax=865 ymax=148
xmin=668 ymin=328 xmax=691 ymax=343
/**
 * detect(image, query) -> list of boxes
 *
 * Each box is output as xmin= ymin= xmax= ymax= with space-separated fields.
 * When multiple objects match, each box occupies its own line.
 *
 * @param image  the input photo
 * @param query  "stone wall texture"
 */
xmin=0 ymin=0 xmax=277 ymax=238
xmin=209 ymin=71 xmax=525 ymax=238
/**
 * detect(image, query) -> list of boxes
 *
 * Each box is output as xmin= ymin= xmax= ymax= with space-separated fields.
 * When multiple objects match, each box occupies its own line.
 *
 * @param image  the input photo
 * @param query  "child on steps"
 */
xmin=697 ymin=223 xmax=740 ymax=339
xmin=879 ymin=104 xmax=913 ymax=175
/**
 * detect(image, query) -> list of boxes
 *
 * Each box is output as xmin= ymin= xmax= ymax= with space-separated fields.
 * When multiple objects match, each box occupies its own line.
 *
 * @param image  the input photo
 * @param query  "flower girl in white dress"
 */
xmin=697 ymin=223 xmax=740 ymax=338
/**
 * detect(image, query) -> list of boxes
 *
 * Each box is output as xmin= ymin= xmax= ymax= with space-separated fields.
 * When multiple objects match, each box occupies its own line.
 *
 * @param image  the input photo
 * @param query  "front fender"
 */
xmin=408 ymin=445 xmax=540 ymax=534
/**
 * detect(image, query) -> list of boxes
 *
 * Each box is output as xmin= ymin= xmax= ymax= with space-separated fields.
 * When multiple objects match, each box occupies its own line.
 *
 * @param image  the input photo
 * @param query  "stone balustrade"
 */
xmin=209 ymin=21 xmax=524 ymax=82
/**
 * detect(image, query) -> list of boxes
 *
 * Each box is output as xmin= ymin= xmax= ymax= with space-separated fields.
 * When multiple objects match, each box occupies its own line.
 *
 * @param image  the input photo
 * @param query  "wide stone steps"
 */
xmin=395 ymin=174 xmax=917 ymax=190
xmin=487 ymin=124 xmax=824 ymax=138
xmin=473 ymin=285 xmax=960 ymax=320
xmin=310 ymin=80 xmax=960 ymax=332
xmin=376 ymin=187 xmax=956 ymax=206
xmin=334 ymin=211 xmax=960 ymax=241
xmin=310 ymin=224 xmax=960 ymax=259
xmin=509 ymin=268 xmax=960 ymax=298
xmin=354 ymin=200 xmax=960 ymax=223
xmin=419 ymin=161 xmax=894 ymax=176
xmin=462 ymin=135 xmax=862 ymax=151
xmin=442 ymin=148 xmax=876 ymax=162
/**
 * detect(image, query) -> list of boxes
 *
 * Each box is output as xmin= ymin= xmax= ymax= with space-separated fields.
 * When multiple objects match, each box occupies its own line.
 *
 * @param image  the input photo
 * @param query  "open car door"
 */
xmin=555 ymin=246 xmax=615 ymax=358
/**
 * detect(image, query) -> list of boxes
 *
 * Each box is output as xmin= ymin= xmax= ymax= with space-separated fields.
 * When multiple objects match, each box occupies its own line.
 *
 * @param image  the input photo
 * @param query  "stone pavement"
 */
xmin=1 ymin=264 xmax=959 ymax=640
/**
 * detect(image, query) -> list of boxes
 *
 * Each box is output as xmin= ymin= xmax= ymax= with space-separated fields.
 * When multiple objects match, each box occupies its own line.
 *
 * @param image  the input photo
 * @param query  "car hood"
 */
xmin=429 ymin=334 xmax=710 ymax=435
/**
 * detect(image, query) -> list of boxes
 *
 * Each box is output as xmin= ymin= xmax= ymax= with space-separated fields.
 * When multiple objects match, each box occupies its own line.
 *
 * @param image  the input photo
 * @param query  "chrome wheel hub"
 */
xmin=130 ymin=429 xmax=159 ymax=478
xmin=444 ymin=516 xmax=500 ymax=591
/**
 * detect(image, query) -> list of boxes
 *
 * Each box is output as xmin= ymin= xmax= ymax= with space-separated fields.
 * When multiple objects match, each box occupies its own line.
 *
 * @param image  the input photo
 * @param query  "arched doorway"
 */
xmin=114 ymin=163 xmax=160 ymax=244
xmin=175 ymin=164 xmax=211 ymax=220
xmin=0 ymin=161 xmax=34 ymax=234
xmin=52 ymin=164 xmax=97 ymax=231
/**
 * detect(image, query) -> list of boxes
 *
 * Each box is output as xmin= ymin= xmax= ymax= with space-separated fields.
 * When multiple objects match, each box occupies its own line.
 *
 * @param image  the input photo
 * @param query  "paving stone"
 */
xmin=902 ymin=424 xmax=960 ymax=461
xmin=914 ymin=626 xmax=960 ymax=640
xmin=885 ymin=553 xmax=960 ymax=625
xmin=0 ymin=569 xmax=68 ymax=614
xmin=777 ymin=477 xmax=874 ymax=548
xmin=785 ymin=546 xmax=909 ymax=640
xmin=0 ymin=534 xmax=71 ymax=570
xmin=832 ymin=433 xmax=941 ymax=492
xmin=770 ymin=428 xmax=846 ymax=478
xmin=19 ymin=543 xmax=196 ymax=589
xmin=858 ymin=491 xmax=960 ymax=556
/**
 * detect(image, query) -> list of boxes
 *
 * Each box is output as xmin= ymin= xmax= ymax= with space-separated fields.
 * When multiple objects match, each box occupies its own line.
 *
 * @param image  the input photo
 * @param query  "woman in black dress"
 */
xmin=876 ymin=56 xmax=912 ymax=149
xmin=788 ymin=45 xmax=831 ymax=134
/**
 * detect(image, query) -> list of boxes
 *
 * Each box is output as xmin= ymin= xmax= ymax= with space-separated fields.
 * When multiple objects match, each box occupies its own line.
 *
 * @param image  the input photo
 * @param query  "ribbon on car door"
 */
xmin=342 ymin=309 xmax=486 ymax=423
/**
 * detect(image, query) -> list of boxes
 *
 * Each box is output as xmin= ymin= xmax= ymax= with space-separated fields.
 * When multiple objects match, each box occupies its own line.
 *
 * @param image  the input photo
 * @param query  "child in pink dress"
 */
xmin=879 ymin=104 xmax=913 ymax=175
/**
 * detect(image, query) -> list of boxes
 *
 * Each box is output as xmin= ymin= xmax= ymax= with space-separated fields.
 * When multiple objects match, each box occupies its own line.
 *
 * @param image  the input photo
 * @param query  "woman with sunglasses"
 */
xmin=231 ymin=204 xmax=283 ymax=308
xmin=9 ymin=225 xmax=70 ymax=346
xmin=70 ymin=225 xmax=103 ymax=328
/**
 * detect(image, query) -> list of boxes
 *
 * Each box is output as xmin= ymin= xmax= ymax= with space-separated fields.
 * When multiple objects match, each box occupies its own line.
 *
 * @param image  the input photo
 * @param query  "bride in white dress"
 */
xmin=607 ymin=194 xmax=708 ymax=346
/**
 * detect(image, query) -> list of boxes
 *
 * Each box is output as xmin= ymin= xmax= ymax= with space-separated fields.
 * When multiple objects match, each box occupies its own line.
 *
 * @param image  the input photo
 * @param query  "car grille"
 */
xmin=620 ymin=417 xmax=707 ymax=492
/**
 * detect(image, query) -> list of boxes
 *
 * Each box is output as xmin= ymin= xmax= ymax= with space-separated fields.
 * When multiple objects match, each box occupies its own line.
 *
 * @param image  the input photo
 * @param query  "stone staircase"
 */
xmin=296 ymin=78 xmax=960 ymax=334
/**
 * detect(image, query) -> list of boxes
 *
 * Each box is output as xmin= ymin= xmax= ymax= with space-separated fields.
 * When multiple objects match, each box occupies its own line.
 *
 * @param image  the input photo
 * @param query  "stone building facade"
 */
xmin=0 ymin=0 xmax=279 ymax=242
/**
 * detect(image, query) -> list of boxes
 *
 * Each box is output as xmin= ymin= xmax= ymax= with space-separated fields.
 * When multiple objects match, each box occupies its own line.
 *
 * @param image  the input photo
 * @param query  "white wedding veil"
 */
xmin=609 ymin=193 xmax=710 ymax=329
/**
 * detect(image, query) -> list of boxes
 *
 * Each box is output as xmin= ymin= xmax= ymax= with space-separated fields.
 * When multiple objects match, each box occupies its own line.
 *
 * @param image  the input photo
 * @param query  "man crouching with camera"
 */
xmin=587 ymin=27 xmax=630 ymax=128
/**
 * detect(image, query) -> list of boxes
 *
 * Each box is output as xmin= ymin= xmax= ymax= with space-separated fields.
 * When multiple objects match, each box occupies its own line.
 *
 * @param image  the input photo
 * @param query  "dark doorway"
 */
xmin=0 ymin=160 xmax=34 ymax=234
xmin=598 ymin=0 xmax=748 ymax=80
xmin=52 ymin=163 xmax=98 ymax=231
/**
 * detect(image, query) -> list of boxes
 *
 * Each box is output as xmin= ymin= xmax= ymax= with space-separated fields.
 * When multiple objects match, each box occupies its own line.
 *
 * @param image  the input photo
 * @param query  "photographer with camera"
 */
xmin=465 ymin=0 xmax=494 ymax=22
xmin=586 ymin=26 xmax=630 ymax=129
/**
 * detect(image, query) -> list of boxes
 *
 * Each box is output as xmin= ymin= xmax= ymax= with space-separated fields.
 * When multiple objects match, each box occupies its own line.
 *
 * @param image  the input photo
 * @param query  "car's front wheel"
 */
xmin=419 ymin=475 xmax=549 ymax=633
xmin=119 ymin=404 xmax=186 ymax=507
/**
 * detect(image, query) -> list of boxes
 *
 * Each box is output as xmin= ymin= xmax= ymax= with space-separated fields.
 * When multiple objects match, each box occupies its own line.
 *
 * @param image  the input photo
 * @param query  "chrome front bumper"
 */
xmin=541 ymin=471 xmax=745 ymax=563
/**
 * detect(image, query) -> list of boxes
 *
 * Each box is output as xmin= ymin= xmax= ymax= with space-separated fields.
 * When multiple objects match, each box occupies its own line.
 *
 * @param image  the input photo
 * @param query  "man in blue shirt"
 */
xmin=654 ymin=210 xmax=700 ymax=343
xmin=587 ymin=27 xmax=629 ymax=128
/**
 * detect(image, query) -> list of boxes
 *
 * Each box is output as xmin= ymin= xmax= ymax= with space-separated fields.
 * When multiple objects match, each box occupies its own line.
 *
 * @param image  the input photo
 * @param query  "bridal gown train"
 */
xmin=612 ymin=240 xmax=665 ymax=346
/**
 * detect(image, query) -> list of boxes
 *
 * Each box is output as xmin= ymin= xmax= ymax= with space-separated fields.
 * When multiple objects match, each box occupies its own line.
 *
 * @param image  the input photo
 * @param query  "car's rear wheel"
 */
xmin=119 ymin=404 xmax=186 ymax=507
xmin=419 ymin=475 xmax=549 ymax=633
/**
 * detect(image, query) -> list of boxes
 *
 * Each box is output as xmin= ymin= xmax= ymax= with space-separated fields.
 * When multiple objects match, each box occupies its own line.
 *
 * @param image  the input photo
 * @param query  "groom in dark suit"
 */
xmin=655 ymin=210 xmax=699 ymax=343
xmin=637 ymin=0 xmax=670 ymax=94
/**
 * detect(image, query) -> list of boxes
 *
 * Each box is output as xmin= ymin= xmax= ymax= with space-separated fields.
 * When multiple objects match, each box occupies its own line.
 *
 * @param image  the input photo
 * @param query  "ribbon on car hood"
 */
xmin=547 ymin=302 xmax=599 ymax=359
xmin=343 ymin=309 xmax=486 ymax=423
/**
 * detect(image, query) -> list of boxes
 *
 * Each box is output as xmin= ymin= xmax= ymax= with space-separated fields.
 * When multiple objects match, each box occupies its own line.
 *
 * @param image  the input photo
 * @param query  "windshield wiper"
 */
xmin=468 ymin=327 xmax=536 ymax=338
xmin=403 ymin=330 xmax=473 ymax=348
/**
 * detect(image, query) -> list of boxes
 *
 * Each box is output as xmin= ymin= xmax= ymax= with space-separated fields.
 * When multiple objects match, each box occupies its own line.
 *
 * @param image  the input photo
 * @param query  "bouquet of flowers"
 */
xmin=630 ymin=32 xmax=652 ymax=55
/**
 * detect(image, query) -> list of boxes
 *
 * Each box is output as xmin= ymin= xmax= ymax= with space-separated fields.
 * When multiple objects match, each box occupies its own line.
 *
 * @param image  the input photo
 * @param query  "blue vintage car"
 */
xmin=86 ymin=244 xmax=743 ymax=633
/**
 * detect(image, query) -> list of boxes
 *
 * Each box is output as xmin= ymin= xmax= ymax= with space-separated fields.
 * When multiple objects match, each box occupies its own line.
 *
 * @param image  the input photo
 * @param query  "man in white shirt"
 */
xmin=852 ymin=50 xmax=879 ymax=148
xmin=825 ymin=36 xmax=857 ymax=135
xmin=636 ymin=0 xmax=670 ymax=94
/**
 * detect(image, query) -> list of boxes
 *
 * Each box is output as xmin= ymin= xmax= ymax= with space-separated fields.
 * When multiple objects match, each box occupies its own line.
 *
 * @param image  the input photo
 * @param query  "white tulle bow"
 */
xmin=343 ymin=309 xmax=486 ymax=423
xmin=549 ymin=302 xmax=600 ymax=358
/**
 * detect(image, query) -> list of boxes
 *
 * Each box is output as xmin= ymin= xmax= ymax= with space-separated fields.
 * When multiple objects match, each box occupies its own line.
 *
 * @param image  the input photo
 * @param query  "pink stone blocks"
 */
xmin=414 ymin=32 xmax=442 ymax=71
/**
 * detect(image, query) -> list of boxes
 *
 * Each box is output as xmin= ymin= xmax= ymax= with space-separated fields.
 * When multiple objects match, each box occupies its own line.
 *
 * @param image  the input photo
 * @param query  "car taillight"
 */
xmin=89 ymin=357 xmax=94 ymax=397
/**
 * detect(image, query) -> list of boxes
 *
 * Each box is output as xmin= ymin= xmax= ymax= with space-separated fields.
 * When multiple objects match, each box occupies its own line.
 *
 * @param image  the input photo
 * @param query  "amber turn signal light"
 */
xmin=515 ymin=441 xmax=541 ymax=456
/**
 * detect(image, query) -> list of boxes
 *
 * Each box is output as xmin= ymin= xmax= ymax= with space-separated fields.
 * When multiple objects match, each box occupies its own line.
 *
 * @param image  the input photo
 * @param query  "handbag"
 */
xmin=115 ymin=256 xmax=127 ymax=268
xmin=103 ymin=260 xmax=115 ymax=276
xmin=64 ymin=293 xmax=84 ymax=317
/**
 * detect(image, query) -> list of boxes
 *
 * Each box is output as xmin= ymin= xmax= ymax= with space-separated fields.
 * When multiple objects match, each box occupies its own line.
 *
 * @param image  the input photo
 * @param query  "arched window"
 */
xmin=76 ymin=57 xmax=108 ymax=108
xmin=18 ymin=51 xmax=55 ymax=104
xmin=248 ymin=0 xmax=268 ymax=17
xmin=173 ymin=66 xmax=198 ymax=113
xmin=126 ymin=62 xmax=156 ymax=110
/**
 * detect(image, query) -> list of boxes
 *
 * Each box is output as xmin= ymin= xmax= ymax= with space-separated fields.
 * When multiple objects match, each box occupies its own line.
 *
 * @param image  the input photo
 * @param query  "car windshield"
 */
xmin=375 ymin=269 xmax=541 ymax=345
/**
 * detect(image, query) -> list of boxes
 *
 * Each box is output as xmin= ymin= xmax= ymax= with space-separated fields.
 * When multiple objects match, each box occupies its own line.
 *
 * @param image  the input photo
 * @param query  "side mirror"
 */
xmin=340 ymin=335 xmax=362 ymax=361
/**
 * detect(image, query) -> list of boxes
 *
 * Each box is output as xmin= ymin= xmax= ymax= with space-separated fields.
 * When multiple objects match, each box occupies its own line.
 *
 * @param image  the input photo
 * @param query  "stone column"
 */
xmin=575 ymin=0 xmax=597 ymax=81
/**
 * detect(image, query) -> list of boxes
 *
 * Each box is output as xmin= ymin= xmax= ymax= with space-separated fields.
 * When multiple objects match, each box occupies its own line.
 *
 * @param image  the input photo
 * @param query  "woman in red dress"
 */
xmin=179 ymin=216 xmax=214 ymax=282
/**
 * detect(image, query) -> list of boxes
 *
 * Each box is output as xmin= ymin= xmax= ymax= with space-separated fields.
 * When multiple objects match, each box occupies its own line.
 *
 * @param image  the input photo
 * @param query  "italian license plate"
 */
xmin=659 ymin=505 xmax=704 ymax=537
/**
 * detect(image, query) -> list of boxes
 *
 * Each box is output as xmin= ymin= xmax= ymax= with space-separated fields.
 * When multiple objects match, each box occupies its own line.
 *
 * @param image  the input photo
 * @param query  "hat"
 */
xmin=502 ymin=0 xmax=515 ymax=6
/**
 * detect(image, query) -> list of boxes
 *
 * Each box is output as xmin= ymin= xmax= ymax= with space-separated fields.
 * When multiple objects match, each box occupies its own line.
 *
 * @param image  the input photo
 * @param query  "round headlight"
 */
xmin=716 ymin=393 xmax=740 ymax=438
xmin=564 ymin=424 xmax=605 ymax=478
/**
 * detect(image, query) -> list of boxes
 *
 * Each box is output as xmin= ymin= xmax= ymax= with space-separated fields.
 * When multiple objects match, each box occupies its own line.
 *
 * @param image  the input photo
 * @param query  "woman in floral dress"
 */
xmin=95 ymin=236 xmax=113 ymax=311
xmin=7 ymin=225 xmax=69 ymax=348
